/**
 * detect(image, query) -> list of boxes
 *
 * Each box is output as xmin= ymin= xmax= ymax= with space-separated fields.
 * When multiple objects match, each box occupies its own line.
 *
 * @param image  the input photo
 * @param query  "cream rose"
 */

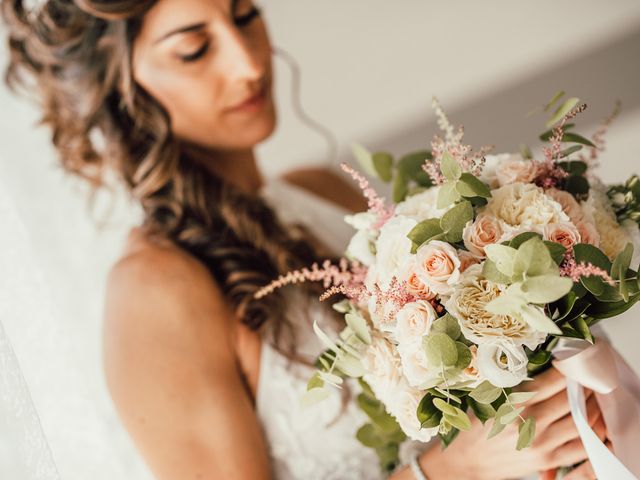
xmin=374 ymin=215 xmax=417 ymax=289
xmin=545 ymin=188 xmax=584 ymax=224
xmin=415 ymin=240 xmax=461 ymax=296
xmin=403 ymin=256 xmax=437 ymax=300
xmin=445 ymin=264 xmax=546 ymax=350
xmin=462 ymin=214 xmax=505 ymax=258
xmin=361 ymin=333 xmax=404 ymax=406
xmin=496 ymin=156 xmax=538 ymax=186
xmin=476 ymin=339 xmax=529 ymax=388
xmin=543 ymin=221 xmax=581 ymax=251
xmin=582 ymin=188 xmax=631 ymax=259
xmin=388 ymin=387 xmax=439 ymax=442
xmin=484 ymin=182 xmax=569 ymax=233
xmin=395 ymin=300 xmax=437 ymax=345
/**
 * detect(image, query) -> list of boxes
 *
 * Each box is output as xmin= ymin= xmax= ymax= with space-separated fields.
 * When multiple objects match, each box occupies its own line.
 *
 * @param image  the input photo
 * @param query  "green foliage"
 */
xmin=516 ymin=417 xmax=536 ymax=450
xmin=545 ymin=97 xmax=580 ymax=127
xmin=407 ymin=200 xmax=474 ymax=251
xmin=355 ymin=379 xmax=406 ymax=473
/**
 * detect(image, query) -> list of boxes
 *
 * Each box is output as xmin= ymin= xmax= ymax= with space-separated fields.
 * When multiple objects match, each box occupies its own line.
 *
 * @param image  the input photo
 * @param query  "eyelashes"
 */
xmin=178 ymin=6 xmax=262 ymax=64
xmin=234 ymin=6 xmax=262 ymax=27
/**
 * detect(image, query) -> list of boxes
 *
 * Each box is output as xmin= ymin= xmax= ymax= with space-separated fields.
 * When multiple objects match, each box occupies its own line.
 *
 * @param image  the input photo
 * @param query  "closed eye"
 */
xmin=178 ymin=41 xmax=210 ymax=63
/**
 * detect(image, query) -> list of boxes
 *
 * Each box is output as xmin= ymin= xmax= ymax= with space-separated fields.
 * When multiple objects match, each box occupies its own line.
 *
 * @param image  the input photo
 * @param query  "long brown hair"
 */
xmin=1 ymin=0 xmax=337 ymax=357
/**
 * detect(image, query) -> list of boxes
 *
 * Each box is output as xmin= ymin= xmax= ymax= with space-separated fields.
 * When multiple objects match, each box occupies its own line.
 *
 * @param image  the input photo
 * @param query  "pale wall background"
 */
xmin=1 ymin=1 xmax=639 ymax=479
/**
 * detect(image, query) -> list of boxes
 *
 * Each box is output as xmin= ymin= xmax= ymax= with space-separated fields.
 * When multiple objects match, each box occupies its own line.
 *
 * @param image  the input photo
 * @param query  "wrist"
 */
xmin=418 ymin=444 xmax=474 ymax=480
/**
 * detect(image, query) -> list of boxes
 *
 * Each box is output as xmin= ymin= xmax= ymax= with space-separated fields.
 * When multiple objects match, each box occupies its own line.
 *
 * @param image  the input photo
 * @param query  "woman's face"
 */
xmin=131 ymin=0 xmax=276 ymax=151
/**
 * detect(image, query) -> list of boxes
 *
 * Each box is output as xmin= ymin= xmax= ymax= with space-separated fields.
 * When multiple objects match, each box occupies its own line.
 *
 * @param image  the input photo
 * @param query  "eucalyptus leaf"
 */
xmin=507 ymin=232 xmax=542 ymax=249
xmin=482 ymin=259 xmax=513 ymax=284
xmin=565 ymin=175 xmax=590 ymax=195
xmin=417 ymin=394 xmax=442 ymax=428
xmin=507 ymin=392 xmax=537 ymax=404
xmin=498 ymin=405 xmax=524 ymax=425
xmin=431 ymin=313 xmax=462 ymax=340
xmin=441 ymin=152 xmax=462 ymax=181
xmin=407 ymin=218 xmax=443 ymax=250
xmin=424 ymin=332 xmax=459 ymax=367
xmin=455 ymin=342 xmax=472 ymax=370
xmin=345 ymin=312 xmax=372 ymax=345
xmin=545 ymin=97 xmax=579 ymax=128
xmin=351 ymin=142 xmax=377 ymax=177
xmin=437 ymin=181 xmax=461 ymax=209
xmin=544 ymin=90 xmax=566 ymax=112
xmin=519 ymin=275 xmax=574 ymax=304
xmin=456 ymin=173 xmax=492 ymax=198
xmin=487 ymin=417 xmax=507 ymax=439
xmin=558 ymin=145 xmax=583 ymax=158
xmin=469 ymin=381 xmax=503 ymax=405
xmin=516 ymin=417 xmax=536 ymax=450
xmin=356 ymin=423 xmax=386 ymax=448
xmin=392 ymin=169 xmax=409 ymax=203
xmin=372 ymin=152 xmax=393 ymax=182
xmin=572 ymin=316 xmax=594 ymax=343
xmin=468 ymin=397 xmax=497 ymax=424
xmin=302 ymin=387 xmax=331 ymax=406
xmin=433 ymin=397 xmax=459 ymax=416
xmin=513 ymin=237 xmax=553 ymax=278
xmin=440 ymin=200 xmax=474 ymax=243
xmin=444 ymin=410 xmax=472 ymax=431
xmin=484 ymin=244 xmax=517 ymax=277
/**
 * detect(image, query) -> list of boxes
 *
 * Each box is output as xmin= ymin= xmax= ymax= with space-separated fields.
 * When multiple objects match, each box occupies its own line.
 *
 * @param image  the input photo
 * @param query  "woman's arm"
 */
xmin=102 ymin=245 xmax=272 ymax=480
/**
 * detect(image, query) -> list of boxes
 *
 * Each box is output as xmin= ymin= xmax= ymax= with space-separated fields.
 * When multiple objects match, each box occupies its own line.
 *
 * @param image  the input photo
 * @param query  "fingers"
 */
xmin=563 ymin=461 xmax=596 ymax=480
xmin=545 ymin=437 xmax=590 ymax=468
xmin=514 ymin=366 xmax=567 ymax=404
xmin=538 ymin=468 xmax=557 ymax=480
xmin=535 ymin=392 xmax=601 ymax=447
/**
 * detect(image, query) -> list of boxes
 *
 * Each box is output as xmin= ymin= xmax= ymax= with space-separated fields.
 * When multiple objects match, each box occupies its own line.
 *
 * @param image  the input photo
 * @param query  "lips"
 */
xmin=227 ymin=82 xmax=267 ymax=111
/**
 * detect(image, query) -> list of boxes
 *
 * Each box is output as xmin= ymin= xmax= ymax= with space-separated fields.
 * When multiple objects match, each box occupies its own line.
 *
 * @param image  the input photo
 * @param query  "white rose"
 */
xmin=476 ymin=339 xmax=529 ymax=388
xmin=395 ymin=187 xmax=449 ymax=222
xmin=388 ymin=387 xmax=438 ymax=442
xmin=543 ymin=221 xmax=581 ymax=251
xmin=462 ymin=214 xmax=505 ymax=258
xmin=479 ymin=153 xmax=511 ymax=189
xmin=496 ymin=156 xmax=538 ymax=186
xmin=545 ymin=188 xmax=584 ymax=224
xmin=344 ymin=211 xmax=377 ymax=231
xmin=445 ymin=264 xmax=546 ymax=350
xmin=397 ymin=341 xmax=436 ymax=387
xmin=374 ymin=215 xmax=417 ymax=289
xmin=415 ymin=240 xmax=461 ymax=296
xmin=484 ymin=182 xmax=569 ymax=233
xmin=346 ymin=229 xmax=376 ymax=266
xmin=395 ymin=300 xmax=437 ymax=345
xmin=361 ymin=333 xmax=404 ymax=406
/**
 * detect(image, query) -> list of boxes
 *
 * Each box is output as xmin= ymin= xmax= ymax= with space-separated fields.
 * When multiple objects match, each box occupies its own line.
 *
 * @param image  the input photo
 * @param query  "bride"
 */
xmin=3 ymin=0 xmax=607 ymax=478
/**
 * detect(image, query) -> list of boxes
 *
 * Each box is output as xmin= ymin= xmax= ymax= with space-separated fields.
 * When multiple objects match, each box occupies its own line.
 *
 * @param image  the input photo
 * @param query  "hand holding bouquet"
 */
xmin=256 ymin=94 xmax=640 ymax=477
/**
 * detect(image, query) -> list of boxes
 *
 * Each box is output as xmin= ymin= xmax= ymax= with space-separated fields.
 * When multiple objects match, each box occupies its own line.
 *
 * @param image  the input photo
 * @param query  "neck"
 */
xmin=181 ymin=141 xmax=265 ymax=194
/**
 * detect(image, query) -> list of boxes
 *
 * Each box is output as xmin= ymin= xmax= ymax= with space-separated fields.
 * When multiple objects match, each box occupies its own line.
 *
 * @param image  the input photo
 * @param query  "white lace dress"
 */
xmin=256 ymin=177 xmax=430 ymax=480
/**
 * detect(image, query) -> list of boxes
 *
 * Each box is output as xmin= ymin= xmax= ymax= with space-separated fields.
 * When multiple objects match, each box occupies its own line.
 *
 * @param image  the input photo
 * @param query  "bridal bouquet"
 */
xmin=255 ymin=94 xmax=640 ymax=476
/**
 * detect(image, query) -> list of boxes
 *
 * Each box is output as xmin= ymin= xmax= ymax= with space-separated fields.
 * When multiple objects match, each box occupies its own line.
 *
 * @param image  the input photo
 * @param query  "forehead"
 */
xmin=138 ymin=0 xmax=235 ymax=40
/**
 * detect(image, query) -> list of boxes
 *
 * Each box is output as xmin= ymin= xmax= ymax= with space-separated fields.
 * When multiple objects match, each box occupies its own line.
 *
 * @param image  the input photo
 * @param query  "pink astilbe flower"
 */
xmin=535 ymin=103 xmax=588 ymax=189
xmin=254 ymin=258 xmax=367 ymax=299
xmin=422 ymin=98 xmax=492 ymax=185
xmin=340 ymin=162 xmax=394 ymax=228
xmin=560 ymin=256 xmax=616 ymax=286
xmin=579 ymin=101 xmax=621 ymax=170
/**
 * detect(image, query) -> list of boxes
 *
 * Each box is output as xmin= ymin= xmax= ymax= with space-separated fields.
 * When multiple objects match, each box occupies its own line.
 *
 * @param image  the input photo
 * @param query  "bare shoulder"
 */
xmin=101 ymin=229 xmax=270 ymax=478
xmin=280 ymin=166 xmax=368 ymax=213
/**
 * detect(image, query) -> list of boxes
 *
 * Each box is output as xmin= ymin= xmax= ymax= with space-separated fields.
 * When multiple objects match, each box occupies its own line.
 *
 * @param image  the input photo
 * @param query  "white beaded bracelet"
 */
xmin=409 ymin=452 xmax=428 ymax=480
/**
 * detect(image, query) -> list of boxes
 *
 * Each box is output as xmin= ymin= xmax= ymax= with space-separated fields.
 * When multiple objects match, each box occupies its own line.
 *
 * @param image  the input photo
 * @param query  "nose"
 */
xmin=217 ymin=23 xmax=265 ymax=86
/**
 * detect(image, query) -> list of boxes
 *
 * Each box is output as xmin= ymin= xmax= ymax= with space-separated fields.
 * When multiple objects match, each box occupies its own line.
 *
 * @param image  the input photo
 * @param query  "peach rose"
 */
xmin=545 ymin=188 xmax=584 ymax=224
xmin=496 ymin=158 xmax=538 ymax=186
xmin=415 ymin=240 xmax=461 ymax=296
xmin=543 ymin=221 xmax=581 ymax=250
xmin=462 ymin=214 xmax=504 ymax=258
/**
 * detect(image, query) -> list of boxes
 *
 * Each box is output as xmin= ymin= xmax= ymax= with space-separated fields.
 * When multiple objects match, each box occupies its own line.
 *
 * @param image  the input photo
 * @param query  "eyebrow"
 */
xmin=154 ymin=22 xmax=208 ymax=44
xmin=153 ymin=0 xmax=239 ymax=44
